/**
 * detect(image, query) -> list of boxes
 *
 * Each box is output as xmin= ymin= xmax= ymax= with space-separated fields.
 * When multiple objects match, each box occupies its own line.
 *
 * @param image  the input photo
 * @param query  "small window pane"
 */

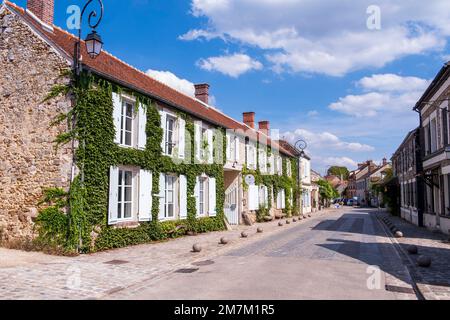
xmin=124 ymin=203 xmax=132 ymax=218
xmin=124 ymin=187 xmax=132 ymax=202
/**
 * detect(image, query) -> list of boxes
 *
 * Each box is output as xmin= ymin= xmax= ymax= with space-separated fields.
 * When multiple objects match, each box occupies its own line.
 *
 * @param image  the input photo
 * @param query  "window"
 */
xmin=199 ymin=177 xmax=208 ymax=216
xmin=164 ymin=175 xmax=176 ymax=219
xmin=430 ymin=118 xmax=437 ymax=153
xmin=246 ymin=140 xmax=256 ymax=169
xmin=195 ymin=175 xmax=216 ymax=216
xmin=277 ymin=156 xmax=283 ymax=176
xmin=117 ymin=169 xmax=134 ymax=220
xmin=165 ymin=115 xmax=176 ymax=156
xmin=259 ymin=185 xmax=268 ymax=208
xmin=120 ymin=101 xmax=135 ymax=147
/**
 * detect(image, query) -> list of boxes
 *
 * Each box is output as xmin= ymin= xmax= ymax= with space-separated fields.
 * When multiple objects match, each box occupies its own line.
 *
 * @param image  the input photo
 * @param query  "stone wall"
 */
xmin=0 ymin=7 xmax=73 ymax=242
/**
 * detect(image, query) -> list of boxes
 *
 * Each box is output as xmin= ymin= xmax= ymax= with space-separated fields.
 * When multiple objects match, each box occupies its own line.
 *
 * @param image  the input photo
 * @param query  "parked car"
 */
xmin=347 ymin=199 xmax=354 ymax=206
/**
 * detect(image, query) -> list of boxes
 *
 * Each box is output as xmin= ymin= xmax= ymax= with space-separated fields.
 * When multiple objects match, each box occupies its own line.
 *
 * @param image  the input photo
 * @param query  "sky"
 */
xmin=12 ymin=0 xmax=450 ymax=174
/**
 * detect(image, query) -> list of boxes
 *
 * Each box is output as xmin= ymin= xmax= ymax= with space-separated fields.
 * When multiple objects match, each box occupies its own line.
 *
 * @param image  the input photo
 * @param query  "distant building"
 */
xmin=392 ymin=128 xmax=424 ymax=226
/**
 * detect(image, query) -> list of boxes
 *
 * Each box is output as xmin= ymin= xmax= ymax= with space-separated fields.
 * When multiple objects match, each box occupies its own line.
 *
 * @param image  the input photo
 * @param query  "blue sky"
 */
xmin=13 ymin=0 xmax=450 ymax=174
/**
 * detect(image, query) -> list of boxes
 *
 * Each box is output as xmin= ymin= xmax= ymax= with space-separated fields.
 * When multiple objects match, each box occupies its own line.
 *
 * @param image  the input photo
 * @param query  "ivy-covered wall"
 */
xmin=37 ymin=74 xmax=225 ymax=253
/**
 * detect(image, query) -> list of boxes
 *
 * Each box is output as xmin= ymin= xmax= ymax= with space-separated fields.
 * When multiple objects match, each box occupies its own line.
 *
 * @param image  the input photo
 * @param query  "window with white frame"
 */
xmin=118 ymin=169 xmax=134 ymax=220
xmin=259 ymin=185 xmax=269 ymax=208
xmin=277 ymin=156 xmax=283 ymax=176
xmin=195 ymin=175 xmax=216 ymax=217
xmin=287 ymin=160 xmax=292 ymax=177
xmin=246 ymin=140 xmax=257 ymax=169
xmin=109 ymin=166 xmax=152 ymax=225
xmin=199 ymin=177 xmax=208 ymax=216
xmin=164 ymin=175 xmax=176 ymax=219
xmin=120 ymin=101 xmax=135 ymax=147
xmin=259 ymin=148 xmax=267 ymax=173
xmin=165 ymin=115 xmax=176 ymax=156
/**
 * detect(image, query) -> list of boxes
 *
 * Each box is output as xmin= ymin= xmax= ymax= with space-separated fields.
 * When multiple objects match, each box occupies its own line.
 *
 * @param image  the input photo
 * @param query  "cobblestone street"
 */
xmin=1 ymin=207 xmax=441 ymax=300
xmin=378 ymin=212 xmax=450 ymax=300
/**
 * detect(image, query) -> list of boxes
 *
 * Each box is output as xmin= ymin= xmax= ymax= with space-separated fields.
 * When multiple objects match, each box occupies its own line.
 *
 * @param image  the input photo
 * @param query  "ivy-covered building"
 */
xmin=0 ymin=0 xmax=300 ymax=253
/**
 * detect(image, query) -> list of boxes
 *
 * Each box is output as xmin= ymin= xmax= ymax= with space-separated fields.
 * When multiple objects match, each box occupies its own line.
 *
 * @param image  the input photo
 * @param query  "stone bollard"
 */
xmin=278 ymin=222 xmax=284 ymax=227
xmin=417 ymin=255 xmax=432 ymax=268
xmin=286 ymin=220 xmax=291 ymax=225
xmin=407 ymin=245 xmax=418 ymax=255
xmin=241 ymin=231 xmax=248 ymax=238
xmin=395 ymin=231 xmax=404 ymax=238
xmin=192 ymin=243 xmax=202 ymax=253
xmin=293 ymin=218 xmax=297 ymax=222
xmin=257 ymin=227 xmax=264 ymax=233
xmin=220 ymin=237 xmax=229 ymax=245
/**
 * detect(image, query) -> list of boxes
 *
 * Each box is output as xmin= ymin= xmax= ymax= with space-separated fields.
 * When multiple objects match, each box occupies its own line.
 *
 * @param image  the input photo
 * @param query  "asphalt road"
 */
xmin=116 ymin=208 xmax=417 ymax=300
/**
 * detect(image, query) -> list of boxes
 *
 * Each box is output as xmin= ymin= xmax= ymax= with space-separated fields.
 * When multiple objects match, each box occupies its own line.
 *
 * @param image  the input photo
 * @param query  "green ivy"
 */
xmin=36 ymin=71 xmax=226 ymax=253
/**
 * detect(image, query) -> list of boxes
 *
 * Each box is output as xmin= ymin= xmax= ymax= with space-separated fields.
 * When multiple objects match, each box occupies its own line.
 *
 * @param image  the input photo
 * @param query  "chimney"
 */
xmin=382 ymin=158 xmax=388 ymax=166
xmin=27 ymin=0 xmax=54 ymax=26
xmin=194 ymin=83 xmax=210 ymax=104
xmin=243 ymin=112 xmax=255 ymax=129
xmin=258 ymin=121 xmax=270 ymax=135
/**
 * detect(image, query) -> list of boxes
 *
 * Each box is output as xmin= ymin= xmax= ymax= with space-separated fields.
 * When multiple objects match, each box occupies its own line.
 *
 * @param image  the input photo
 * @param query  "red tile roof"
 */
xmin=4 ymin=1 xmax=294 ymax=157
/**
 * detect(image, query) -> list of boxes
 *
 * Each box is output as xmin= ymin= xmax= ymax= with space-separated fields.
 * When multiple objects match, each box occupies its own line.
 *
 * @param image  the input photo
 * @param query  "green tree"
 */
xmin=318 ymin=179 xmax=339 ymax=207
xmin=327 ymin=166 xmax=350 ymax=180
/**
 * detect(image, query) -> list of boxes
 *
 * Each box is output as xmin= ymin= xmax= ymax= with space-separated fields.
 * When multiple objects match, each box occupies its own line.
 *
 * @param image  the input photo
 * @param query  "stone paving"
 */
xmin=0 ymin=209 xmax=340 ymax=300
xmin=377 ymin=210 xmax=450 ymax=300
xmin=108 ymin=208 xmax=418 ymax=300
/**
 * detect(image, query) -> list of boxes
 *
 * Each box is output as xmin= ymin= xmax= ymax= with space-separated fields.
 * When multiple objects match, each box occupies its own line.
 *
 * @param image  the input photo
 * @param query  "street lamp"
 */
xmin=74 ymin=0 xmax=104 ymax=76
xmin=295 ymin=139 xmax=307 ymax=217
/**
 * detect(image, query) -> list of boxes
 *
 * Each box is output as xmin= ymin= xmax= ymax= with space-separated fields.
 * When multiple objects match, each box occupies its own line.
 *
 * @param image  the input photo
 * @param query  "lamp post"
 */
xmin=69 ymin=0 xmax=104 ymax=252
xmin=295 ymin=140 xmax=307 ymax=217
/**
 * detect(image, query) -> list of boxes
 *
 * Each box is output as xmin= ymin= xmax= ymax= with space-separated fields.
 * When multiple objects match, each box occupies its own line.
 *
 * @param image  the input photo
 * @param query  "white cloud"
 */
xmin=357 ymin=74 xmax=430 ymax=92
xmin=146 ymin=69 xmax=196 ymax=97
xmin=184 ymin=0 xmax=450 ymax=76
xmin=318 ymin=156 xmax=358 ymax=169
xmin=329 ymin=74 xmax=429 ymax=117
xmin=307 ymin=110 xmax=319 ymax=117
xmin=282 ymin=128 xmax=375 ymax=152
xmin=197 ymin=53 xmax=263 ymax=77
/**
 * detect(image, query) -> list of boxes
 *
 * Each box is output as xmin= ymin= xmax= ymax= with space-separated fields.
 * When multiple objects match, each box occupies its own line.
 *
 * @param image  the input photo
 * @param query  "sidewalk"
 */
xmin=377 ymin=211 xmax=450 ymax=300
xmin=0 ymin=208 xmax=342 ymax=300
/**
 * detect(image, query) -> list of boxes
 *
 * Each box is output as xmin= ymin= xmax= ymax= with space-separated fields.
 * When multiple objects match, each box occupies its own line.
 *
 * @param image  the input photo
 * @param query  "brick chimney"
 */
xmin=27 ymin=0 xmax=54 ymax=26
xmin=258 ymin=121 xmax=270 ymax=135
xmin=194 ymin=84 xmax=210 ymax=104
xmin=243 ymin=112 xmax=255 ymax=129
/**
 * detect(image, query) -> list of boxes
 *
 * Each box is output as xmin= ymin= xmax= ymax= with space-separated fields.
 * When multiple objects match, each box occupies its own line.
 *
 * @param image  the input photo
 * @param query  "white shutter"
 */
xmin=108 ymin=166 xmax=119 ymax=225
xmin=276 ymin=190 xmax=282 ymax=209
xmin=159 ymin=110 xmax=167 ymax=154
xmin=207 ymin=129 xmax=213 ymax=164
xmin=194 ymin=122 xmax=201 ymax=161
xmin=248 ymin=185 xmax=259 ymax=211
xmin=179 ymin=175 xmax=188 ymax=219
xmin=235 ymin=136 xmax=240 ymax=162
xmin=253 ymin=144 xmax=257 ymax=168
xmin=208 ymin=177 xmax=217 ymax=216
xmin=226 ymin=134 xmax=231 ymax=160
xmin=139 ymin=170 xmax=152 ymax=221
xmin=178 ymin=118 xmax=185 ymax=159
xmin=158 ymin=173 xmax=166 ymax=220
xmin=138 ymin=104 xmax=147 ymax=150
xmin=194 ymin=176 xmax=200 ymax=216
xmin=112 ymin=93 xmax=122 ymax=144
xmin=281 ymin=189 xmax=286 ymax=209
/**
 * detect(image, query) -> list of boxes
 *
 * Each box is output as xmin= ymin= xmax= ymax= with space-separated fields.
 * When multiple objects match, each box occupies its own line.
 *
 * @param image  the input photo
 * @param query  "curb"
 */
xmin=375 ymin=213 xmax=425 ymax=300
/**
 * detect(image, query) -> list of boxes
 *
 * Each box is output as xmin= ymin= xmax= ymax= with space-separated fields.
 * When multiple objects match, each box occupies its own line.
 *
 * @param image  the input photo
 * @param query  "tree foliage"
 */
xmin=327 ymin=166 xmax=350 ymax=180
